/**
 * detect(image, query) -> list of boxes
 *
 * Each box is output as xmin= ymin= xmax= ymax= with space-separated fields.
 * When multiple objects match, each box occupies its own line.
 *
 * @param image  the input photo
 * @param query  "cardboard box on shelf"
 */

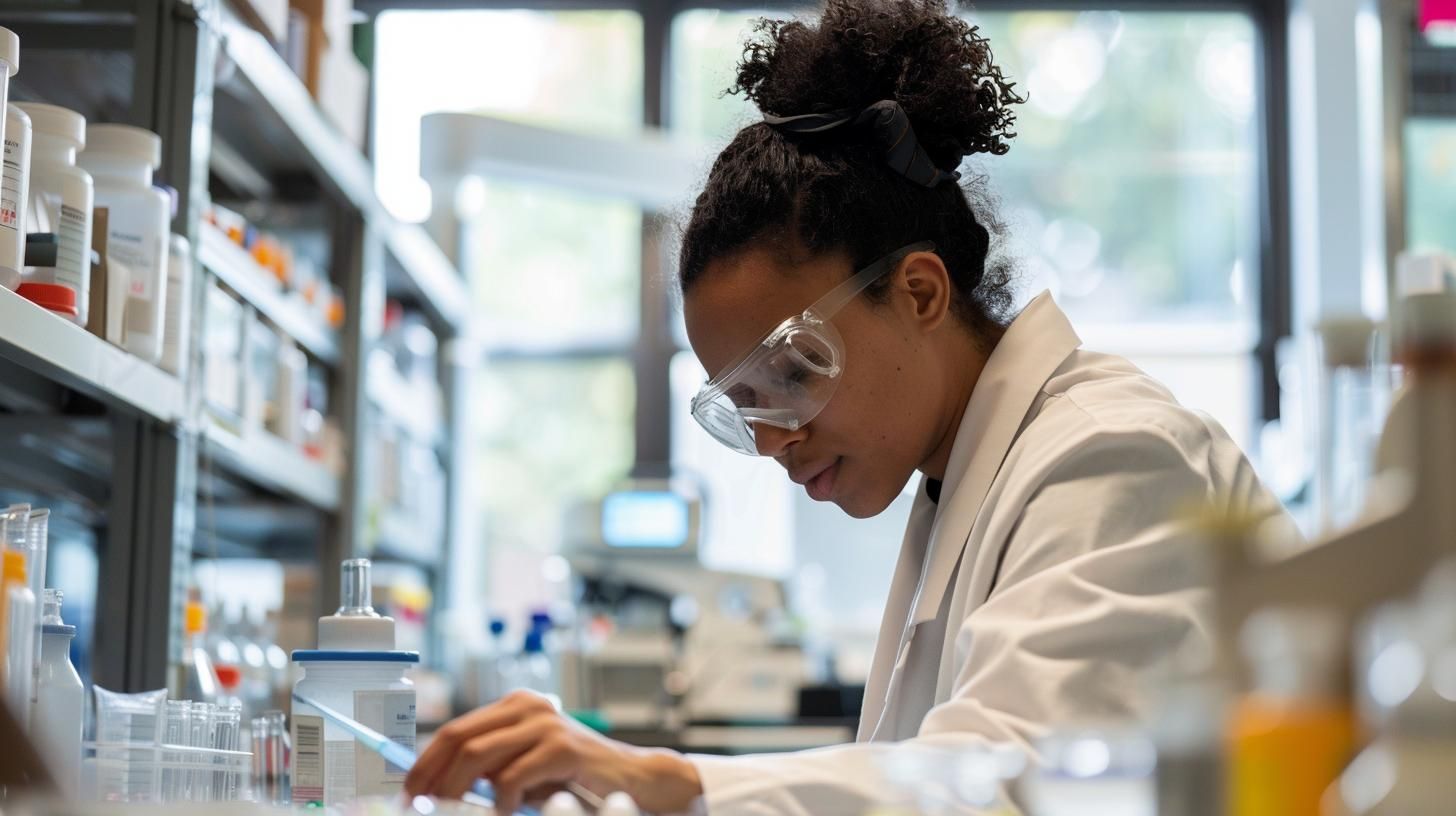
xmin=319 ymin=46 xmax=369 ymax=150
xmin=289 ymin=0 xmax=353 ymax=49
xmin=235 ymin=0 xmax=291 ymax=45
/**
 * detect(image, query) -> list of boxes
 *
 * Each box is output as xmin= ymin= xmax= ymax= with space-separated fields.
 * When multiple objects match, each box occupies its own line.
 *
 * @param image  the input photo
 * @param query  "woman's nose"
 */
xmin=753 ymin=423 xmax=808 ymax=457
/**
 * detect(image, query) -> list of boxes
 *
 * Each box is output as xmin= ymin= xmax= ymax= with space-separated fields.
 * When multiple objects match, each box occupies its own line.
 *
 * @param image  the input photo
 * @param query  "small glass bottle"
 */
xmin=177 ymin=598 xmax=220 ymax=704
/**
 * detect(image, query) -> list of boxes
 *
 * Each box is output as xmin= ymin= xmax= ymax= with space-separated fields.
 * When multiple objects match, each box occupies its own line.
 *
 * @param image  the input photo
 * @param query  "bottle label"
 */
xmin=354 ymin=690 xmax=417 ymax=797
xmin=2 ymin=136 xmax=22 ymax=234
xmin=107 ymin=227 xmax=162 ymax=298
xmin=55 ymin=204 xmax=89 ymax=288
xmin=290 ymin=714 xmax=325 ymax=806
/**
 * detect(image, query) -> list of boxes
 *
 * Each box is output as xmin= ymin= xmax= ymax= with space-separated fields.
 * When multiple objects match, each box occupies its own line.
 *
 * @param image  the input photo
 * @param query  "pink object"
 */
xmin=1422 ymin=0 xmax=1456 ymax=30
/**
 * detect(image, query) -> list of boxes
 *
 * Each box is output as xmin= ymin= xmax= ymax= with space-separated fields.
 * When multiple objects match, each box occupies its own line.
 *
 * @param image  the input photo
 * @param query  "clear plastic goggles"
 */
xmin=690 ymin=241 xmax=936 ymax=456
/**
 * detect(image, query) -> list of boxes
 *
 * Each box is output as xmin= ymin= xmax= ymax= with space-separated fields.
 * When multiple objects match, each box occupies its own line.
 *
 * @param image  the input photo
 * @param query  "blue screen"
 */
xmin=601 ymin=491 xmax=690 ymax=549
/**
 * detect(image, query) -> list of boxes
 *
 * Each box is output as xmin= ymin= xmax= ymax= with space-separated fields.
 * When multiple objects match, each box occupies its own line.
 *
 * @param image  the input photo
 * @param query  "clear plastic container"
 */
xmin=79 ymin=124 xmax=168 ymax=361
xmin=92 ymin=685 xmax=166 ymax=802
xmin=15 ymin=102 xmax=93 ymax=324
xmin=3 ymin=103 xmax=31 ymax=289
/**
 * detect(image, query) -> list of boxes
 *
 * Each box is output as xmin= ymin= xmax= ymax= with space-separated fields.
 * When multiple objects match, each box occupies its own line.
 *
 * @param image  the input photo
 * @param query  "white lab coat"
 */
xmin=688 ymin=292 xmax=1286 ymax=815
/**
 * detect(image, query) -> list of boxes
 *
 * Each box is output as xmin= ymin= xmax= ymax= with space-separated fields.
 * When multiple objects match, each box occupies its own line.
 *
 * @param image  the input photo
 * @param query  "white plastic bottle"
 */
xmin=32 ymin=588 xmax=82 ymax=788
xmin=161 ymin=231 xmax=192 ymax=377
xmin=15 ymin=102 xmax=93 ymax=324
xmin=2 ymin=103 xmax=31 ymax=290
xmin=291 ymin=558 xmax=417 ymax=806
xmin=79 ymin=124 xmax=168 ymax=361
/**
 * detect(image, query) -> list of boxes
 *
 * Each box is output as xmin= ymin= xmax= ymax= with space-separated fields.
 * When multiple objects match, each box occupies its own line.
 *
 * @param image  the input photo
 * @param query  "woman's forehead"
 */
xmin=684 ymin=249 xmax=850 ymax=376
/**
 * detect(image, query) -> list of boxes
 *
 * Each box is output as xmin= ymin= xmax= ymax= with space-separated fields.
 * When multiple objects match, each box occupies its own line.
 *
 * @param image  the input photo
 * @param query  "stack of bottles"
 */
xmin=205 ymin=204 xmax=344 ymax=331
xmin=89 ymin=685 xmax=249 ymax=803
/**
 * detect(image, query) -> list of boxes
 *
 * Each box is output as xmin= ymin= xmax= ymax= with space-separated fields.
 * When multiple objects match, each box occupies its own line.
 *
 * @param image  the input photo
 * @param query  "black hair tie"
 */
xmin=762 ymin=99 xmax=960 ymax=188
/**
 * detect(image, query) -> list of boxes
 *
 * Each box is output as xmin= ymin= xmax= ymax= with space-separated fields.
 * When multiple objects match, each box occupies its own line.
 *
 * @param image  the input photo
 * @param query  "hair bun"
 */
xmin=734 ymin=0 xmax=1025 ymax=166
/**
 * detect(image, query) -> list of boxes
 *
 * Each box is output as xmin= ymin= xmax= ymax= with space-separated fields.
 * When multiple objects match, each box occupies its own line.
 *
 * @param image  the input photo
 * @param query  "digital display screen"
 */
xmin=601 ymin=491 xmax=690 ymax=549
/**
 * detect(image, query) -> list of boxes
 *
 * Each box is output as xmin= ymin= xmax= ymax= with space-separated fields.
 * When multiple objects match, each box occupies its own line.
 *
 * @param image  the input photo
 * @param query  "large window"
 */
xmin=375 ymin=4 xmax=1278 ymax=668
xmin=376 ymin=10 xmax=646 ymax=619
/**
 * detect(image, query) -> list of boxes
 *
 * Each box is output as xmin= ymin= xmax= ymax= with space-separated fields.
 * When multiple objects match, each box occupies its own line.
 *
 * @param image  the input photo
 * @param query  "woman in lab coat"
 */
xmin=406 ymin=0 xmax=1286 ymax=811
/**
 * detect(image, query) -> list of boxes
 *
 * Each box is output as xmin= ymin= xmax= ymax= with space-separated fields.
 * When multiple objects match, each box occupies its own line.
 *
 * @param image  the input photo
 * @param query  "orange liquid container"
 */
xmin=1225 ymin=695 xmax=1356 ymax=816
xmin=1226 ymin=607 xmax=1358 ymax=816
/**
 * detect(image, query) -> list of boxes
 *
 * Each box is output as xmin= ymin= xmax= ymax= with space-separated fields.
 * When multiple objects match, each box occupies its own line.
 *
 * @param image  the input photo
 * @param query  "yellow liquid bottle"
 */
xmin=1226 ymin=607 xmax=1357 ymax=816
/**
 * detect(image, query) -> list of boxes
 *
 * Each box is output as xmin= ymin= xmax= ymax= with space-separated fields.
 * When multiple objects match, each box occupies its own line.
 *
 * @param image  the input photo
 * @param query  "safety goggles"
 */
xmin=690 ymin=241 xmax=937 ymax=456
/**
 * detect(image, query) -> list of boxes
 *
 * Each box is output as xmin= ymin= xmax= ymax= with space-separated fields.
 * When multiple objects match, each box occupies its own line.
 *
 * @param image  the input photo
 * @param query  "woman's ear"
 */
xmin=896 ymin=251 xmax=953 ymax=334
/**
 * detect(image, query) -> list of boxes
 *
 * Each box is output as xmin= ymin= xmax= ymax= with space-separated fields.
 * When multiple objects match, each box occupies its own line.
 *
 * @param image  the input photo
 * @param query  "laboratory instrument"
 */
xmin=15 ymin=102 xmax=93 ymax=324
xmin=564 ymin=480 xmax=804 ymax=728
xmin=79 ymin=123 xmax=168 ymax=361
xmin=3 ymin=102 xmax=30 ymax=290
xmin=32 ymin=588 xmax=82 ymax=789
xmin=691 ymin=241 xmax=933 ymax=455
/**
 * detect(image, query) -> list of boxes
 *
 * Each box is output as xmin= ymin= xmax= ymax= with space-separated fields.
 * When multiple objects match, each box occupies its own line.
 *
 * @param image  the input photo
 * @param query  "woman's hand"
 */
xmin=404 ymin=690 xmax=703 ymax=814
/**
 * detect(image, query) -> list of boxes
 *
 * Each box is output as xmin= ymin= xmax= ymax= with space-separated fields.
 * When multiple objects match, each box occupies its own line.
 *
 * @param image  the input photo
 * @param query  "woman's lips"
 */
xmin=806 ymin=458 xmax=841 ymax=501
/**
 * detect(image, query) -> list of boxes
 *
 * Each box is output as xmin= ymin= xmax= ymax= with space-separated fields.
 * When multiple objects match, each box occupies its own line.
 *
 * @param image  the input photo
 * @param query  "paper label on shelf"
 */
xmin=354 ymin=689 xmax=416 ymax=797
xmin=291 ymin=714 xmax=325 ymax=806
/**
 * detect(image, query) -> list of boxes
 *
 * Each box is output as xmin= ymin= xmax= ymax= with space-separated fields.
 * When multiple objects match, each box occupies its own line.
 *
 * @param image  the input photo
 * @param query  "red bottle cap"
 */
xmin=17 ymin=282 xmax=78 ymax=317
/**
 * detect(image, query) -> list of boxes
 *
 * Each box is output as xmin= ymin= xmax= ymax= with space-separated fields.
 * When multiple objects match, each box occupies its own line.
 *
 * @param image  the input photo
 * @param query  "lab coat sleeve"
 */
xmin=687 ymin=418 xmax=1241 ymax=816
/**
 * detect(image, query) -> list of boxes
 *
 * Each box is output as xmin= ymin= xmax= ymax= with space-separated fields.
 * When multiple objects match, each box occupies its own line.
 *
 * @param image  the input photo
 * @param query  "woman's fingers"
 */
xmin=406 ymin=692 xmax=546 ymax=795
xmin=434 ymin=720 xmax=545 ymax=800
xmin=491 ymin=737 xmax=580 ymax=815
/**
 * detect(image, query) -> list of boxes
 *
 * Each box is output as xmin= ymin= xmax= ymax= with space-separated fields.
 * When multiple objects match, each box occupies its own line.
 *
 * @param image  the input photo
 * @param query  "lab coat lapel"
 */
xmin=857 ymin=482 xmax=936 ymax=741
xmin=862 ymin=293 xmax=1081 ymax=741
xmin=907 ymin=292 xmax=1082 ymax=630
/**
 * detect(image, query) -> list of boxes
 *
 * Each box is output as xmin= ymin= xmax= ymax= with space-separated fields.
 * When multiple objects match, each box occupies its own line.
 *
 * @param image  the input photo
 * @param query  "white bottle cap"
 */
xmin=1 ymin=27 xmax=18 ymax=76
xmin=317 ymin=558 xmax=395 ymax=651
xmin=84 ymin=123 xmax=161 ymax=170
xmin=1315 ymin=315 xmax=1378 ymax=368
xmin=14 ymin=102 xmax=85 ymax=149
xmin=5 ymin=103 xmax=31 ymax=137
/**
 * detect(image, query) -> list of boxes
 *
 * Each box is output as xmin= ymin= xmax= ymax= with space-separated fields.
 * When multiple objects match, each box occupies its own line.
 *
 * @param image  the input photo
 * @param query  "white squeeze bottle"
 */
xmin=79 ymin=124 xmax=169 ymax=362
xmin=33 ymin=588 xmax=82 ymax=788
xmin=16 ymin=103 xmax=93 ymax=324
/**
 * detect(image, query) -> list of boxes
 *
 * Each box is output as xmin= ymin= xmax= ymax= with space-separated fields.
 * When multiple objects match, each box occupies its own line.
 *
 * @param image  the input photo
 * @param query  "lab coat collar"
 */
xmin=860 ymin=292 xmax=1080 ymax=741
xmin=906 ymin=291 xmax=1082 ymax=628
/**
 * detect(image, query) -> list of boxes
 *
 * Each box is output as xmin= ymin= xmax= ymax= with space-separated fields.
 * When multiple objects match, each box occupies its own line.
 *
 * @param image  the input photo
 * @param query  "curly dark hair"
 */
xmin=677 ymin=0 xmax=1026 ymax=342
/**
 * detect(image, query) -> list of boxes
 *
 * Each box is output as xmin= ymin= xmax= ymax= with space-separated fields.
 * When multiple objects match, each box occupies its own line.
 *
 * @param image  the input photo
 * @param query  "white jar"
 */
xmin=290 ymin=651 xmax=418 ymax=807
xmin=79 ymin=124 xmax=168 ymax=362
xmin=16 ymin=103 xmax=93 ymax=325
xmin=2 ymin=103 xmax=30 ymax=290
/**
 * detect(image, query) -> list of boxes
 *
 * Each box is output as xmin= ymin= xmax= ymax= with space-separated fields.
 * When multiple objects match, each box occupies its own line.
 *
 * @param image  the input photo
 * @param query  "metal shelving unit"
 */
xmin=0 ymin=0 xmax=469 ymax=690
